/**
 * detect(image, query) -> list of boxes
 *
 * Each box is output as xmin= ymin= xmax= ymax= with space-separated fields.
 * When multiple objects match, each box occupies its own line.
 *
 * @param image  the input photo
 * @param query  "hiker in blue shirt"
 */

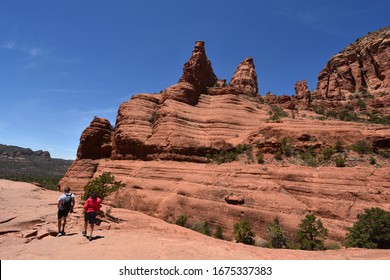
xmin=57 ymin=186 xmax=75 ymax=237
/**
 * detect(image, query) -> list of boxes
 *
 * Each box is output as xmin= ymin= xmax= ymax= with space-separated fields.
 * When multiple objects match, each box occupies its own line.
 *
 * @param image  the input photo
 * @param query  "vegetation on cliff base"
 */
xmin=233 ymin=218 xmax=255 ymax=245
xmin=83 ymin=172 xmax=124 ymax=201
xmin=296 ymin=214 xmax=328 ymax=251
xmin=345 ymin=207 xmax=390 ymax=249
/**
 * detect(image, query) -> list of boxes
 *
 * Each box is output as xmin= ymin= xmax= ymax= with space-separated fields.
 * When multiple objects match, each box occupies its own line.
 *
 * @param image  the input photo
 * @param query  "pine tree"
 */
xmin=267 ymin=217 xmax=287 ymax=248
xmin=345 ymin=207 xmax=390 ymax=249
xmin=296 ymin=214 xmax=328 ymax=250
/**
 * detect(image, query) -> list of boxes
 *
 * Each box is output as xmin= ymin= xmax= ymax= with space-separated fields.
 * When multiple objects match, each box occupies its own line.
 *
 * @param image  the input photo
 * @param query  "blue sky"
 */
xmin=0 ymin=0 xmax=389 ymax=159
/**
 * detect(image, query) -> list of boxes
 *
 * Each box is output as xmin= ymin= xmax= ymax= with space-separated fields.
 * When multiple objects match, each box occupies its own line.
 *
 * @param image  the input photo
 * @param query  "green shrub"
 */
xmin=326 ymin=243 xmax=341 ymax=250
xmin=233 ymin=219 xmax=255 ymax=245
xmin=82 ymin=172 xmax=124 ymax=201
xmin=267 ymin=217 xmax=287 ymax=249
xmin=350 ymin=140 xmax=372 ymax=154
xmin=192 ymin=221 xmax=212 ymax=236
xmin=345 ymin=207 xmax=390 ymax=249
xmin=214 ymin=226 xmax=224 ymax=239
xmin=368 ymin=114 xmax=390 ymax=125
xmin=334 ymin=141 xmax=344 ymax=153
xmin=281 ymin=138 xmax=293 ymax=157
xmin=369 ymin=157 xmax=376 ymax=165
xmin=300 ymin=151 xmax=318 ymax=167
xmin=274 ymin=151 xmax=283 ymax=161
xmin=269 ymin=105 xmax=288 ymax=121
xmin=334 ymin=156 xmax=345 ymax=167
xmin=175 ymin=215 xmax=188 ymax=227
xmin=296 ymin=214 xmax=328 ymax=251
xmin=322 ymin=147 xmax=335 ymax=161
xmin=256 ymin=152 xmax=265 ymax=164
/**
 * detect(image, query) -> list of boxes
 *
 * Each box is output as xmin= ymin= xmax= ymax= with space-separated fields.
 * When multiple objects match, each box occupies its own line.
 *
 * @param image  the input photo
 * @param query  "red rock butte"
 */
xmin=60 ymin=30 xmax=390 ymax=243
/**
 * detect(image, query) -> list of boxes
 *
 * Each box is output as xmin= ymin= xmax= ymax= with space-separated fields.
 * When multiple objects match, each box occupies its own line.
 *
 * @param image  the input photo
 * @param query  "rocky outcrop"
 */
xmin=162 ymin=41 xmax=218 ymax=105
xmin=178 ymin=41 xmax=218 ymax=92
xmin=77 ymin=117 xmax=113 ymax=159
xmin=314 ymin=27 xmax=390 ymax=99
xmin=229 ymin=57 xmax=258 ymax=96
xmin=60 ymin=36 xmax=390 ymax=244
xmin=295 ymin=80 xmax=311 ymax=104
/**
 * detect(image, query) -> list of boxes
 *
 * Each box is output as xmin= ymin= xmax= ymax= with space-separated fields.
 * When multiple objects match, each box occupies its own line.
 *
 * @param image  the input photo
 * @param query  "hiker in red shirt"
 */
xmin=83 ymin=192 xmax=101 ymax=241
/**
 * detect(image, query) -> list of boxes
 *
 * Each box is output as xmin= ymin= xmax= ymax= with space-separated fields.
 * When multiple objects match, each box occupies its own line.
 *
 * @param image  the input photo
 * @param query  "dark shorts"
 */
xmin=58 ymin=209 xmax=70 ymax=219
xmin=84 ymin=212 xmax=97 ymax=224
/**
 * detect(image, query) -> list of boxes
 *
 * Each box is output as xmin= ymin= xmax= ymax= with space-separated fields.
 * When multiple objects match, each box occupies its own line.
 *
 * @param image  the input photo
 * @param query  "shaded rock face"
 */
xmin=178 ymin=41 xmax=218 ymax=93
xmin=229 ymin=57 xmax=258 ymax=96
xmin=76 ymin=117 xmax=113 ymax=159
xmin=314 ymin=27 xmax=390 ymax=99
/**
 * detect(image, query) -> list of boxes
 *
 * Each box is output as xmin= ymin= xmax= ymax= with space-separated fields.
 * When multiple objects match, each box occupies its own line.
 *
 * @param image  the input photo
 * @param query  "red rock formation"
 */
xmin=229 ymin=57 xmax=258 ymax=96
xmin=178 ymin=41 xmax=218 ymax=92
xmin=314 ymin=27 xmax=390 ymax=99
xmin=76 ymin=117 xmax=113 ymax=159
xmin=61 ymin=37 xmax=390 ymax=245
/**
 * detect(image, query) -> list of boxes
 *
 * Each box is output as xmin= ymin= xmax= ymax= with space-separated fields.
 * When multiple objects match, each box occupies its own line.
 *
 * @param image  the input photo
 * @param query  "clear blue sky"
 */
xmin=1 ymin=0 xmax=389 ymax=159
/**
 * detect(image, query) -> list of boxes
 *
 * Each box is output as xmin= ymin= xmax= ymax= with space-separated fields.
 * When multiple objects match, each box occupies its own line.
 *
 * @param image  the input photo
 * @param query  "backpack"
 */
xmin=63 ymin=193 xmax=73 ymax=211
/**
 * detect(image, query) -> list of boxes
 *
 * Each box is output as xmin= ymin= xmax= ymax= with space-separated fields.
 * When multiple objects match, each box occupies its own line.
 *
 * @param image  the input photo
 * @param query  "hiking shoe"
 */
xmin=61 ymin=231 xmax=66 ymax=236
xmin=56 ymin=232 xmax=63 ymax=237
xmin=89 ymin=236 xmax=93 ymax=241
xmin=82 ymin=231 xmax=86 ymax=236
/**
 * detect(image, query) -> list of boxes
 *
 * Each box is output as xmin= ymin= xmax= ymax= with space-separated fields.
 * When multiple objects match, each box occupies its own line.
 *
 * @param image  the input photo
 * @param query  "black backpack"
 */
xmin=63 ymin=193 xmax=73 ymax=211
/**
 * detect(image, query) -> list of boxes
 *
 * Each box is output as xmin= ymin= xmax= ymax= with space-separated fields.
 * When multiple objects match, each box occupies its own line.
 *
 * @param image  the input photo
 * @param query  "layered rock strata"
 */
xmin=60 ymin=35 xmax=390 ymax=243
xmin=314 ymin=27 xmax=390 ymax=99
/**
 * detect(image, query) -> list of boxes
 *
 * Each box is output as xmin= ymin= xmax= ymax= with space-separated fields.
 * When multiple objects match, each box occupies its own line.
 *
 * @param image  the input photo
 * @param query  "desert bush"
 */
xmin=345 ymin=207 xmax=390 ymax=249
xmin=269 ymin=105 xmax=288 ymax=121
xmin=281 ymin=138 xmax=294 ymax=157
xmin=175 ymin=215 xmax=188 ymax=227
xmin=296 ymin=214 xmax=328 ymax=251
xmin=369 ymin=157 xmax=376 ymax=165
xmin=274 ymin=151 xmax=283 ymax=161
xmin=233 ymin=219 xmax=255 ymax=245
xmin=267 ymin=217 xmax=288 ymax=249
xmin=350 ymin=140 xmax=372 ymax=154
xmin=326 ymin=243 xmax=341 ymax=250
xmin=322 ymin=147 xmax=335 ymax=161
xmin=300 ymin=151 xmax=318 ymax=167
xmin=334 ymin=141 xmax=345 ymax=153
xmin=334 ymin=156 xmax=345 ymax=167
xmin=256 ymin=152 xmax=265 ymax=164
xmin=214 ymin=226 xmax=224 ymax=239
xmin=83 ymin=172 xmax=124 ymax=201
xmin=368 ymin=113 xmax=390 ymax=125
xmin=192 ymin=221 xmax=212 ymax=236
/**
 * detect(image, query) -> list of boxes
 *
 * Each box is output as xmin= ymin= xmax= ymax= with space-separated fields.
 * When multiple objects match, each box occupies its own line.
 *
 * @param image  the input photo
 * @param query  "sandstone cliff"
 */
xmin=314 ymin=27 xmax=390 ymax=99
xmin=60 ymin=34 xmax=390 ymax=244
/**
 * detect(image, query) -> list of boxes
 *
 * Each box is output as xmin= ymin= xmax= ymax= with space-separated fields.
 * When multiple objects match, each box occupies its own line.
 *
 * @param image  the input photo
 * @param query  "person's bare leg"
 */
xmin=83 ymin=220 xmax=88 ymax=236
xmin=89 ymin=223 xmax=95 ymax=240
xmin=57 ymin=219 xmax=61 ymax=235
xmin=62 ymin=218 xmax=67 ymax=233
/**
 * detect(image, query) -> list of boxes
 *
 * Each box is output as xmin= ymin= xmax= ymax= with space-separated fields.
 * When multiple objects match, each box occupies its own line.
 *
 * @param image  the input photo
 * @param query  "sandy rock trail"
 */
xmin=0 ymin=179 xmax=389 ymax=260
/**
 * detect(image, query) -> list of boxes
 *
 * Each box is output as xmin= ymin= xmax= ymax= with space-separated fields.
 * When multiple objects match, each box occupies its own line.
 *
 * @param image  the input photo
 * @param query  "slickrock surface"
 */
xmin=1 ymin=179 xmax=389 ymax=260
xmin=314 ymin=27 xmax=390 ymax=99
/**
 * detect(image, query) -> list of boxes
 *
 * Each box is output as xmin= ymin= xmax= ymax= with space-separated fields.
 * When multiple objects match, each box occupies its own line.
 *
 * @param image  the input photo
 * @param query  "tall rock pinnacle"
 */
xmin=229 ymin=57 xmax=258 ymax=96
xmin=178 ymin=41 xmax=218 ymax=92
